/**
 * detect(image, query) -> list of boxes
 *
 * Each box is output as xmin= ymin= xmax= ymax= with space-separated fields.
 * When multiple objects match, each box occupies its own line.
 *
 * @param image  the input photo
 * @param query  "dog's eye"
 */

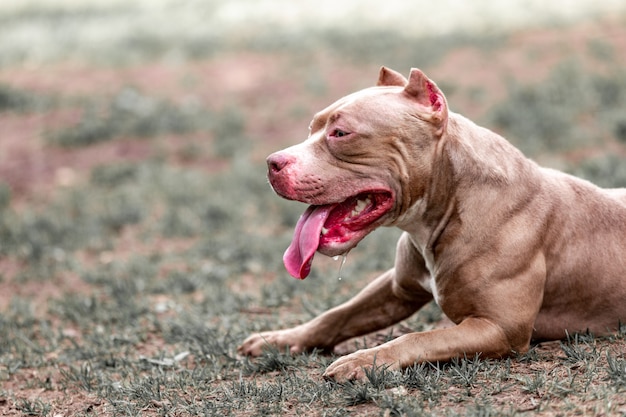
xmin=332 ymin=129 xmax=350 ymax=138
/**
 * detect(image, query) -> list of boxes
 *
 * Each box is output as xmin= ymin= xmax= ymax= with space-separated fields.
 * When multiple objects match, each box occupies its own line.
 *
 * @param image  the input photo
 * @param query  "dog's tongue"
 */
xmin=283 ymin=204 xmax=334 ymax=279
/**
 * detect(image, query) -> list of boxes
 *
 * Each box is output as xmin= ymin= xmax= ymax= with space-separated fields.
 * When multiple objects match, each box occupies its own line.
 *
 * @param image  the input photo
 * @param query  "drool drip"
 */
xmin=333 ymin=253 xmax=349 ymax=281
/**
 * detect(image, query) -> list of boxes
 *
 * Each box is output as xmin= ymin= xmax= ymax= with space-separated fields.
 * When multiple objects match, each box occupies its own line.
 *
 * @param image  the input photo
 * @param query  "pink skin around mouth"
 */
xmin=283 ymin=191 xmax=393 ymax=279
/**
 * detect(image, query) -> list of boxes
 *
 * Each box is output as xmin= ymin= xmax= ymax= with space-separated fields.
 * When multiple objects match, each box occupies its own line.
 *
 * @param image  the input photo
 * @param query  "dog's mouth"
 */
xmin=283 ymin=191 xmax=394 ymax=279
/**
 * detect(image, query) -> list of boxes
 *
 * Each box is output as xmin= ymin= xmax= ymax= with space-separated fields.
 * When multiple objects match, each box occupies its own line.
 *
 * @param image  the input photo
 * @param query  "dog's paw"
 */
xmin=237 ymin=328 xmax=308 ymax=357
xmin=323 ymin=348 xmax=398 ymax=382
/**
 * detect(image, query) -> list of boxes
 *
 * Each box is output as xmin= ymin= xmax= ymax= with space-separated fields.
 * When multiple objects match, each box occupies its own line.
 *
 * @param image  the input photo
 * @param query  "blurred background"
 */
xmin=1 ymin=0 xmax=625 ymax=198
xmin=0 ymin=1 xmax=625 ymax=414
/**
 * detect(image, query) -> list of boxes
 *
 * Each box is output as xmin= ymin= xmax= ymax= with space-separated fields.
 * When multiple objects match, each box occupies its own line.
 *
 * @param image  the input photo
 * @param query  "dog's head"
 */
xmin=267 ymin=67 xmax=449 ymax=278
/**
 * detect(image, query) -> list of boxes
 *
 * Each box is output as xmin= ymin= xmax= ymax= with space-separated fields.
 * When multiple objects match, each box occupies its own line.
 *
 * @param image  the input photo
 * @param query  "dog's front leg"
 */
xmin=238 ymin=267 xmax=431 ymax=357
xmin=323 ymin=317 xmax=512 ymax=381
xmin=324 ymin=247 xmax=547 ymax=382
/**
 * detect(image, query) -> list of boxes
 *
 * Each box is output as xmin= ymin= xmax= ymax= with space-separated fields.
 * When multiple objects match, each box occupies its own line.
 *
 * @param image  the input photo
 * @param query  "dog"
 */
xmin=238 ymin=67 xmax=626 ymax=381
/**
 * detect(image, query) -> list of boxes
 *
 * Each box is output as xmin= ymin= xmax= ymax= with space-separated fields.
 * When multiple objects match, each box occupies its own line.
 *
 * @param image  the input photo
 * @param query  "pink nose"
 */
xmin=267 ymin=152 xmax=293 ymax=175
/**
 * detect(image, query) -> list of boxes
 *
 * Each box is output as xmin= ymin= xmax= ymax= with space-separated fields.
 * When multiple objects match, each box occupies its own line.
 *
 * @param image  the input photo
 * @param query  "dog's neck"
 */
xmin=445 ymin=113 xmax=536 ymax=186
xmin=395 ymin=112 xmax=540 ymax=255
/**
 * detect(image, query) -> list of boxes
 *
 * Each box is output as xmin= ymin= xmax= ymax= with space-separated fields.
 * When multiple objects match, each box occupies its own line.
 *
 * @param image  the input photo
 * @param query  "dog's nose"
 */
xmin=267 ymin=153 xmax=292 ymax=174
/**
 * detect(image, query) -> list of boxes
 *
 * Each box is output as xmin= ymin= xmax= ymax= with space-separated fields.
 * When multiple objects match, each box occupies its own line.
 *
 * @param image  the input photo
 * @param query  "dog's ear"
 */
xmin=404 ymin=68 xmax=448 ymax=135
xmin=377 ymin=67 xmax=407 ymax=87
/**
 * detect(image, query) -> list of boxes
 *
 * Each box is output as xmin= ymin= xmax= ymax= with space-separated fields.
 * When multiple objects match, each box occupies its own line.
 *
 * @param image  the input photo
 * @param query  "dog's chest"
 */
xmin=409 ymin=235 xmax=440 ymax=304
xmin=401 ymin=202 xmax=443 ymax=304
xmin=420 ymin=250 xmax=441 ymax=305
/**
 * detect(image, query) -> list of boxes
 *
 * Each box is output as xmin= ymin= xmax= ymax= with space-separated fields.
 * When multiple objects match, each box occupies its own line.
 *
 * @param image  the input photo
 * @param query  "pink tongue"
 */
xmin=283 ymin=204 xmax=334 ymax=279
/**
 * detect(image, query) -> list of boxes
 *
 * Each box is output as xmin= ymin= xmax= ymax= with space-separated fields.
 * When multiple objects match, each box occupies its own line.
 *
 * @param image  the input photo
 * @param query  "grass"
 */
xmin=490 ymin=62 xmax=626 ymax=157
xmin=0 ymin=84 xmax=40 ymax=112
xmin=47 ymin=88 xmax=209 ymax=147
xmin=570 ymin=153 xmax=626 ymax=188
xmin=1 ymin=2 xmax=626 ymax=416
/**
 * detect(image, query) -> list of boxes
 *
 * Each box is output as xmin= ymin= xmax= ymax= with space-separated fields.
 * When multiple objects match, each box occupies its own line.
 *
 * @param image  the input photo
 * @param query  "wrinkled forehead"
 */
xmin=310 ymin=86 xmax=408 ymax=130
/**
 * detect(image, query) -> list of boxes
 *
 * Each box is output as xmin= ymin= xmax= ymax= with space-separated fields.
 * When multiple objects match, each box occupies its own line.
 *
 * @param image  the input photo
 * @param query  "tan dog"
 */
xmin=238 ymin=67 xmax=626 ymax=381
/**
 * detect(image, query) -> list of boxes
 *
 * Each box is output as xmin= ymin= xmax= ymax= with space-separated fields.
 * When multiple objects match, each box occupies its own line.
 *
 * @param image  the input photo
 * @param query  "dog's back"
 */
xmin=606 ymin=188 xmax=626 ymax=204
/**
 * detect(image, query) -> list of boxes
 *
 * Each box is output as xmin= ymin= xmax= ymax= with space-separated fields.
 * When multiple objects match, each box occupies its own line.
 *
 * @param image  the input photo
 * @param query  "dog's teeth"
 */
xmin=321 ymin=227 xmax=329 ymax=235
xmin=350 ymin=197 xmax=371 ymax=217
